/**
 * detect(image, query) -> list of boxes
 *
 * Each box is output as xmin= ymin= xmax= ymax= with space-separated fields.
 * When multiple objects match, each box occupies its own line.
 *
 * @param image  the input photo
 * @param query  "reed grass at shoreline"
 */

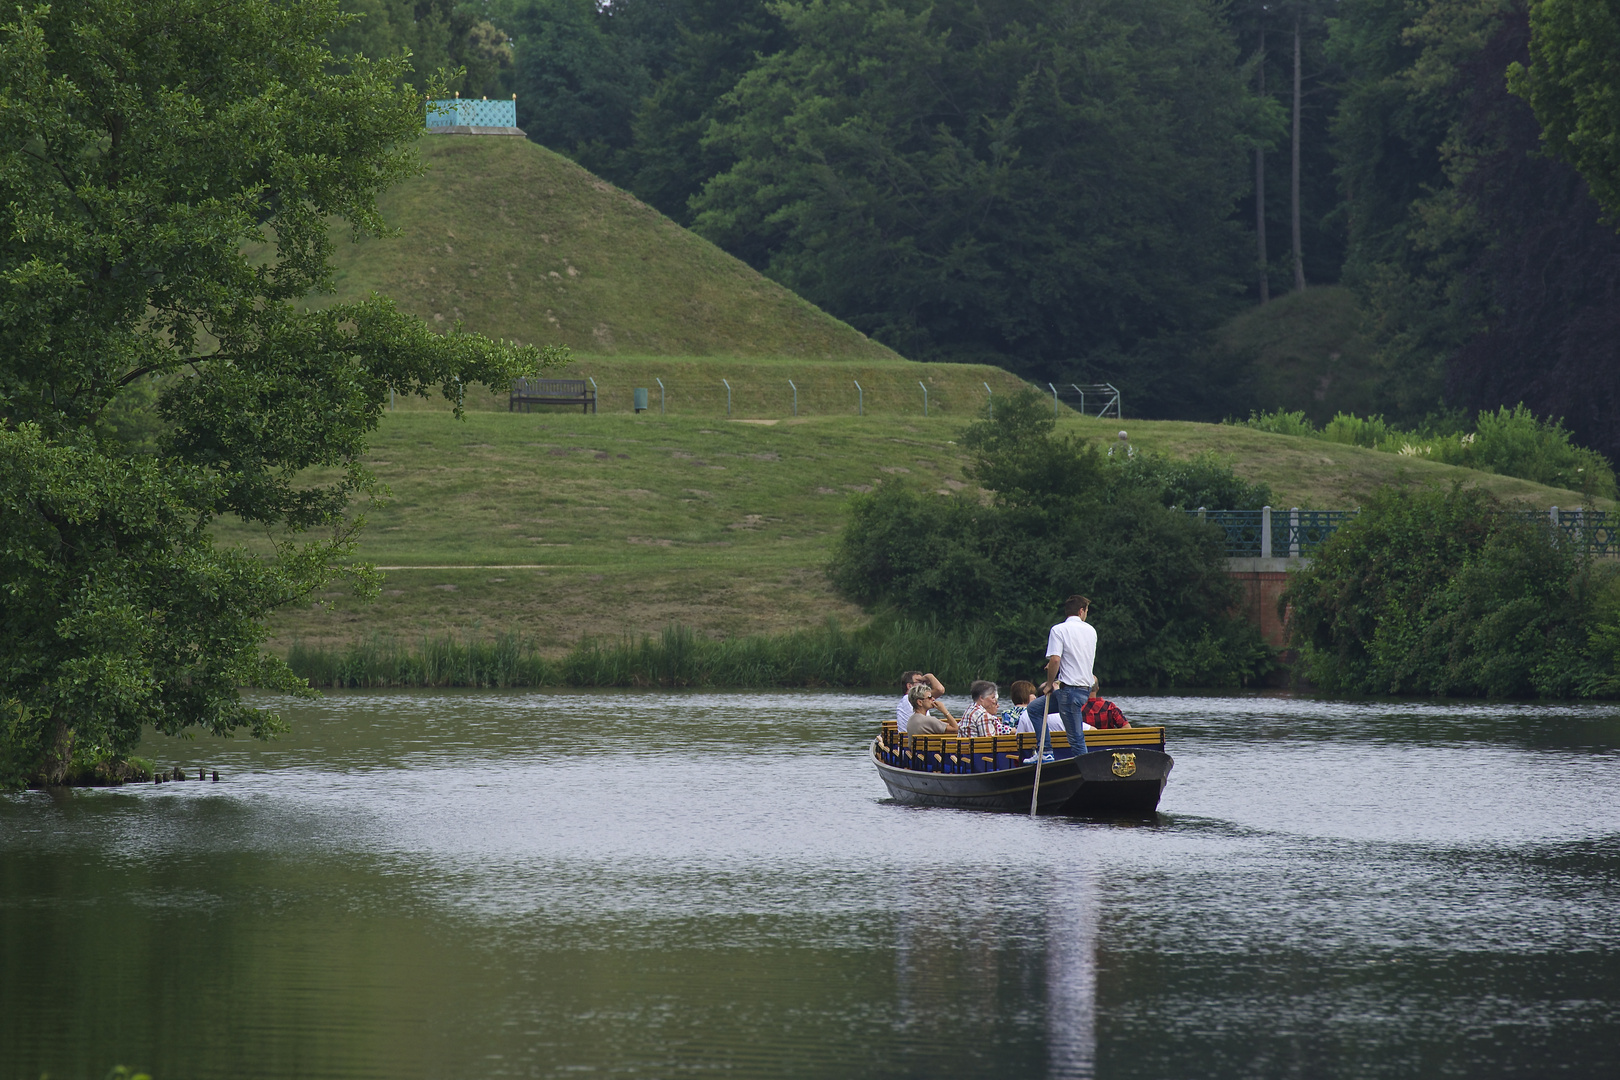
xmin=284 ymin=619 xmax=999 ymax=690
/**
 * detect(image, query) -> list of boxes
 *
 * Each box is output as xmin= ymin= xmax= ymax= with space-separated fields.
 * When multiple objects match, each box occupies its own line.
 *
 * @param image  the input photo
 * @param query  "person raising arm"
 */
xmin=904 ymin=683 xmax=959 ymax=735
xmin=895 ymin=671 xmax=944 ymax=729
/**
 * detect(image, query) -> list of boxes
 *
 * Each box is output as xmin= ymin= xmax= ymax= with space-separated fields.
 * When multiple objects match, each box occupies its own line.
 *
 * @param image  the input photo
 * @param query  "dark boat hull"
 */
xmin=871 ymin=738 xmax=1085 ymax=811
xmin=1059 ymin=747 xmax=1173 ymax=815
xmin=870 ymin=738 xmax=1172 ymax=815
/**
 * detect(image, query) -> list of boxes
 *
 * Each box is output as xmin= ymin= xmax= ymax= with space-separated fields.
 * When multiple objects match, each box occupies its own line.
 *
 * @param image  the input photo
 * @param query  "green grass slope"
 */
xmin=246 ymin=410 xmax=1604 ymax=654
xmin=314 ymin=135 xmax=896 ymax=360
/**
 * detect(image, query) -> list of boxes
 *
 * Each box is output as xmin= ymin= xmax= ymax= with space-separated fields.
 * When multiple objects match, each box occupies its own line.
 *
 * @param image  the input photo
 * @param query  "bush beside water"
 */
xmin=1284 ymin=486 xmax=1620 ymax=697
xmin=1238 ymin=405 xmax=1617 ymax=498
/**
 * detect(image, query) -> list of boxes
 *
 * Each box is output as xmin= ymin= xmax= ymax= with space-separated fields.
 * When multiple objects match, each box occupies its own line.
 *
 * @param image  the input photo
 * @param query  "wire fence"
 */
xmin=428 ymin=368 xmax=1032 ymax=418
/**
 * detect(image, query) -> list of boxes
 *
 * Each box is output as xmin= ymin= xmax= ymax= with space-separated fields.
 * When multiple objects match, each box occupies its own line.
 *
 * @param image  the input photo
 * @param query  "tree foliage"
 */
xmin=689 ymin=0 xmax=1263 ymax=398
xmin=1510 ymin=0 xmax=1620 ymax=222
xmin=0 ymin=0 xmax=559 ymax=787
xmin=828 ymin=392 xmax=1273 ymax=687
xmin=1283 ymin=485 xmax=1620 ymax=697
xmin=330 ymin=0 xmax=515 ymax=98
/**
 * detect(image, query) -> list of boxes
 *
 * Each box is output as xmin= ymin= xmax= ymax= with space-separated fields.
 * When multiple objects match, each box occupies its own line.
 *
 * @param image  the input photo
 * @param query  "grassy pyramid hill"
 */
xmin=244 ymin=135 xmax=1606 ymax=658
xmin=315 ymin=134 xmax=896 ymax=361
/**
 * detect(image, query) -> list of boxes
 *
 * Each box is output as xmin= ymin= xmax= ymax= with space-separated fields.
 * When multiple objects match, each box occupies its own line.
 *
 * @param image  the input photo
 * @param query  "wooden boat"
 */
xmin=871 ymin=721 xmax=1172 ymax=815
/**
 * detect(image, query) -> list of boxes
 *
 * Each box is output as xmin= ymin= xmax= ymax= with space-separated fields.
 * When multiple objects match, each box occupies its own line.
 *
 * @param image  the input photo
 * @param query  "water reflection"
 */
xmin=1 ymin=691 xmax=1618 ymax=1078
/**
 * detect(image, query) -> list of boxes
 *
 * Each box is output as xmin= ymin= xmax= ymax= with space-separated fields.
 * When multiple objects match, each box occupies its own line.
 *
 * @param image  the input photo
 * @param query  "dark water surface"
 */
xmin=4 ymin=692 xmax=1620 ymax=1079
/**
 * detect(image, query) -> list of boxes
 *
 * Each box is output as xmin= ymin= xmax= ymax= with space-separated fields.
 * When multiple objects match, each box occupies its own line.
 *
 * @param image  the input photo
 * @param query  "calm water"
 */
xmin=4 ymin=691 xmax=1620 ymax=1079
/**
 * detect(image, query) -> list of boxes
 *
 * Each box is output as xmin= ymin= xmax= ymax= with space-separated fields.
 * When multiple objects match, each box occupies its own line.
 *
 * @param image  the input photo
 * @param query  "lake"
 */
xmin=3 ymin=691 xmax=1619 ymax=1079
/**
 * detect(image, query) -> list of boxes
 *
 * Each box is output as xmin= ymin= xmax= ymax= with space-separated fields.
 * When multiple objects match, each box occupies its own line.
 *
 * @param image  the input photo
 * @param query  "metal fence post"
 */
xmin=1049 ymin=383 xmax=1058 ymax=417
xmin=656 ymin=377 xmax=665 ymax=415
xmin=722 ymin=378 xmax=731 ymax=417
xmin=1290 ymin=507 xmax=1300 ymax=558
xmin=788 ymin=379 xmax=797 ymax=417
xmin=983 ymin=381 xmax=993 ymax=419
xmin=1261 ymin=506 xmax=1273 ymax=559
xmin=1198 ymin=505 xmax=1206 ymax=522
xmin=854 ymin=380 xmax=863 ymax=416
xmin=1551 ymin=505 xmax=1560 ymax=527
xmin=1073 ymin=384 xmax=1085 ymax=415
xmin=919 ymin=381 xmax=929 ymax=417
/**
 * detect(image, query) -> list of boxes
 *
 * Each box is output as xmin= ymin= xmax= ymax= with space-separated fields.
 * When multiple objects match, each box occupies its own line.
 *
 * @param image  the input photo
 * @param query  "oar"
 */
xmin=1029 ymin=687 xmax=1051 ymax=817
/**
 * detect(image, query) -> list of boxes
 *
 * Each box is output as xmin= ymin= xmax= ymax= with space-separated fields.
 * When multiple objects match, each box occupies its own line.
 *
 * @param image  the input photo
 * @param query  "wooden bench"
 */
xmin=510 ymin=377 xmax=596 ymax=414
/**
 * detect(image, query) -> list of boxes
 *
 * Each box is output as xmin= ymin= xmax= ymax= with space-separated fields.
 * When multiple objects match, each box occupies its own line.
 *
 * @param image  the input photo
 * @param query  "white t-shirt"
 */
xmin=1015 ymin=711 xmax=1066 ymax=733
xmin=1045 ymin=616 xmax=1097 ymax=688
xmin=896 ymin=695 xmax=912 ymax=728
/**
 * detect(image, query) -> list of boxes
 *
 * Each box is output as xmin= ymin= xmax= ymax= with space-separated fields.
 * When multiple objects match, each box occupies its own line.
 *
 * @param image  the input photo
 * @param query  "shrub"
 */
xmin=1238 ymin=405 xmax=1617 ymax=497
xmin=1283 ymin=485 xmax=1620 ymax=697
xmin=829 ymin=390 xmax=1274 ymax=687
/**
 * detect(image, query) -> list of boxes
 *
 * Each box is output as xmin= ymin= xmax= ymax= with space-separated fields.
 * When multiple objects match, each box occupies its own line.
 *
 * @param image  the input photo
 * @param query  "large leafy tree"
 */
xmin=690 ymin=0 xmax=1263 ymax=404
xmin=1327 ymin=0 xmax=1620 ymax=447
xmin=1509 ymin=0 xmax=1620 ymax=221
xmin=0 ymin=0 xmax=557 ymax=787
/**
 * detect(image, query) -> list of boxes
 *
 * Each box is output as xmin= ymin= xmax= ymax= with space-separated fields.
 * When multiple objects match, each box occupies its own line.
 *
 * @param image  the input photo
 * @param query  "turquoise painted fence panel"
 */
xmin=425 ymin=99 xmax=517 ymax=128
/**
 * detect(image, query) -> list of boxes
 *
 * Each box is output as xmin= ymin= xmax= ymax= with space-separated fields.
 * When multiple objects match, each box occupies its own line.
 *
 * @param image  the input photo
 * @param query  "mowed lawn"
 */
xmin=230 ymin=405 xmax=1602 ymax=654
xmin=227 ymin=410 xmax=976 ymax=651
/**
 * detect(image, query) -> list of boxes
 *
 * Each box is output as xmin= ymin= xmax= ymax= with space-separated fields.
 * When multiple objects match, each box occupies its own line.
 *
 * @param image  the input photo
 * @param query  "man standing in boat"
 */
xmin=1038 ymin=595 xmax=1096 ymax=753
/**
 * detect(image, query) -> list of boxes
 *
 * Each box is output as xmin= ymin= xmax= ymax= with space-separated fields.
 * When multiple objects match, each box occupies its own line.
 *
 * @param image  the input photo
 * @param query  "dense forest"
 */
xmin=335 ymin=1 xmax=1620 ymax=458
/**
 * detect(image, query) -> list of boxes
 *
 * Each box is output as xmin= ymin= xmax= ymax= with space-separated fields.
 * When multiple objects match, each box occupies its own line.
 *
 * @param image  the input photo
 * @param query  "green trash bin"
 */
xmin=634 ymin=388 xmax=648 ymax=413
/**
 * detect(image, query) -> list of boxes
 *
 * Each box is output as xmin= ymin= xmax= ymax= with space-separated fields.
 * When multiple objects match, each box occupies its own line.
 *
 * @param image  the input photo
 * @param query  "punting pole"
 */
xmin=1029 ymin=687 xmax=1052 ymax=817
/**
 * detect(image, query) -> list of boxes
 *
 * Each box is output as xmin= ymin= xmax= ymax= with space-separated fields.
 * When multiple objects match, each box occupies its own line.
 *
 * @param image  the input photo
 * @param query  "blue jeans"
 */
xmin=1025 ymin=687 xmax=1089 ymax=753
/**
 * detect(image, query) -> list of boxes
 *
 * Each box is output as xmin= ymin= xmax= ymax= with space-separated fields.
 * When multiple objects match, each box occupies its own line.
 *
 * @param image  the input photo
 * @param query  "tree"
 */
xmin=692 ymin=0 xmax=1264 ymax=408
xmin=623 ymin=0 xmax=784 ymax=222
xmin=827 ymin=391 xmax=1273 ymax=687
xmin=1509 ymin=0 xmax=1620 ymax=222
xmin=504 ymin=0 xmax=683 ymax=189
xmin=329 ymin=1 xmax=516 ymax=98
xmin=0 ymin=0 xmax=560 ymax=787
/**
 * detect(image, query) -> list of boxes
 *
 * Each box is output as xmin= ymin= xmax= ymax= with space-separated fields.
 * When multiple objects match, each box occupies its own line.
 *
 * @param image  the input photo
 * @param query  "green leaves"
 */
xmin=829 ymin=402 xmax=1271 ymax=687
xmin=0 ymin=0 xmax=563 ymax=786
xmin=1511 ymin=0 xmax=1620 ymax=222
xmin=690 ymin=0 xmax=1261 ymax=388
xmin=1281 ymin=485 xmax=1620 ymax=697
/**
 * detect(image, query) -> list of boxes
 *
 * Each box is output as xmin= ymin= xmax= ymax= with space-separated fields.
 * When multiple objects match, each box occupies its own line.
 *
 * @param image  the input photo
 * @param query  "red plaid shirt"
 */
xmin=1081 ymin=698 xmax=1129 ymax=729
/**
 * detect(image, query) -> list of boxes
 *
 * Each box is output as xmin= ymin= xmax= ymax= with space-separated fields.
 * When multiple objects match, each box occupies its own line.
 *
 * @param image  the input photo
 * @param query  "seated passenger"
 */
xmin=895 ymin=670 xmax=943 ymax=730
xmin=1013 ymin=681 xmax=1068 ymax=734
xmin=905 ymin=682 xmax=959 ymax=735
xmin=1080 ymin=682 xmax=1130 ymax=729
xmin=1001 ymin=680 xmax=1037 ymax=729
xmin=959 ymin=680 xmax=1016 ymax=737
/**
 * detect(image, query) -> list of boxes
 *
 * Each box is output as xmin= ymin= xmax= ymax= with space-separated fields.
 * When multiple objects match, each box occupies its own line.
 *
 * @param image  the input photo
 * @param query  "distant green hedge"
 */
xmin=1238 ymin=405 xmax=1617 ymax=498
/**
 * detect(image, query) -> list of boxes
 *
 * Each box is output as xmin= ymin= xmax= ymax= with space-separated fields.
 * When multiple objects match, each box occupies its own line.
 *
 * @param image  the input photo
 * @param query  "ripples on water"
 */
xmin=3 ymin=692 xmax=1620 ymax=1078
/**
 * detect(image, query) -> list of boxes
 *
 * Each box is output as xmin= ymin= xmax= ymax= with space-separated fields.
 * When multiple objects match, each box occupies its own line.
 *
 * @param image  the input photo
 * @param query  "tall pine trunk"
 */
xmin=1291 ymin=14 xmax=1306 ymax=293
xmin=1256 ymin=26 xmax=1269 ymax=304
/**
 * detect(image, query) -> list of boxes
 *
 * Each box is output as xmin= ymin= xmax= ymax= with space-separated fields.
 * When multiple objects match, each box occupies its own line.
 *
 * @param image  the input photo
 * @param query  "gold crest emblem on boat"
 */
xmin=1110 ymin=752 xmax=1137 ymax=778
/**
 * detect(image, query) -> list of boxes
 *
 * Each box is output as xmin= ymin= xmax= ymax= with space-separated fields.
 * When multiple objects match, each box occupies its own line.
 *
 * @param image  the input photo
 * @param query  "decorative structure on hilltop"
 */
xmin=426 ymin=94 xmax=524 ymax=137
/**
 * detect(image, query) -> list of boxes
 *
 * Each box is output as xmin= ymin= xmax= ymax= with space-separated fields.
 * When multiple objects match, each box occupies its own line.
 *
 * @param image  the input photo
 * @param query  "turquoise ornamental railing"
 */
xmin=426 ymin=97 xmax=517 ymax=128
xmin=1188 ymin=506 xmax=1618 ymax=558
